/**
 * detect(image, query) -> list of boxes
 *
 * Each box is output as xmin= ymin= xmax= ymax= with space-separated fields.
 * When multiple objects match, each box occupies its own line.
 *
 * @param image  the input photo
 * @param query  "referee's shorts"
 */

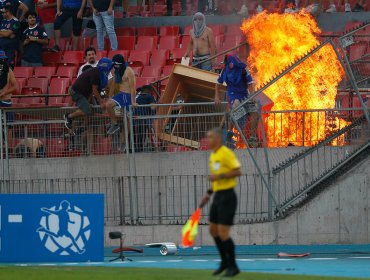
xmin=209 ymin=188 xmax=237 ymax=226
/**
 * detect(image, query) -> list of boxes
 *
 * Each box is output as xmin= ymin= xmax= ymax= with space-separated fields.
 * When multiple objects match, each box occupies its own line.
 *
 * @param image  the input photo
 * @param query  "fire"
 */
xmin=241 ymin=12 xmax=347 ymax=147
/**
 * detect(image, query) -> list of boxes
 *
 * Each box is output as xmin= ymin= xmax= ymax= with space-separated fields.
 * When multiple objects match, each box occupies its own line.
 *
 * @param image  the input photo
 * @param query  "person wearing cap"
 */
xmin=104 ymin=54 xmax=136 ymax=135
xmin=0 ymin=5 xmax=21 ymax=68
xmin=22 ymin=11 xmax=49 ymax=67
xmin=64 ymin=57 xmax=112 ymax=131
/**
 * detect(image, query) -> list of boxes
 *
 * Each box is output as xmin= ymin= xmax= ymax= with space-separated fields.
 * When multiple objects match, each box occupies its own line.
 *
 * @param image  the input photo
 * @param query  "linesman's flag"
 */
xmin=182 ymin=208 xmax=201 ymax=247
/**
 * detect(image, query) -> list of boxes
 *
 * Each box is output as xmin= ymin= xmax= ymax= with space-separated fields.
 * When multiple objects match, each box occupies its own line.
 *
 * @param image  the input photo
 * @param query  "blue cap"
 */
xmin=97 ymin=57 xmax=112 ymax=72
xmin=0 ymin=50 xmax=7 ymax=60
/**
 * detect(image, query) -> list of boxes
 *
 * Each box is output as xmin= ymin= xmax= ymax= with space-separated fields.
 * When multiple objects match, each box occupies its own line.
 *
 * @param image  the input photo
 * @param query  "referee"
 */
xmin=200 ymin=127 xmax=241 ymax=277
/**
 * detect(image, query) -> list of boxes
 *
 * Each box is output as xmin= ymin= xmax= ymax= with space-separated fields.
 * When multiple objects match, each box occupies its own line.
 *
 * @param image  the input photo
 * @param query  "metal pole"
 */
xmin=0 ymin=109 xmax=3 ymax=181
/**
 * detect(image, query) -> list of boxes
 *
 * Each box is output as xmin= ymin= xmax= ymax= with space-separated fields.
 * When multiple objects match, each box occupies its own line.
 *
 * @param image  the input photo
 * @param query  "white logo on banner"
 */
xmin=36 ymin=200 xmax=90 ymax=256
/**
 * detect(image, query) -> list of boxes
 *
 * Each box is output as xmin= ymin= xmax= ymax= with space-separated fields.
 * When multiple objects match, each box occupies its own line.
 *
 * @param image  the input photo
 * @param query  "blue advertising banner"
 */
xmin=0 ymin=194 xmax=104 ymax=262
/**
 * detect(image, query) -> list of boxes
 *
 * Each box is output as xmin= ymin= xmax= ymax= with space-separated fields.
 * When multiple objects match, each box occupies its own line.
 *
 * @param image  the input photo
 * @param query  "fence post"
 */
xmin=0 ymin=109 xmax=3 ymax=181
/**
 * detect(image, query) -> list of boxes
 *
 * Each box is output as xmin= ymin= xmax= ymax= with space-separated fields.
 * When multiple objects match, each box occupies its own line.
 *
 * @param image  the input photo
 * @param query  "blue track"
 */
xmin=4 ymin=244 xmax=370 ymax=278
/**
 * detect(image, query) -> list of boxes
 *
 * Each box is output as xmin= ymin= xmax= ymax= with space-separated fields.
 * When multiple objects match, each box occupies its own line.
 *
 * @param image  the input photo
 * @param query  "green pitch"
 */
xmin=0 ymin=267 xmax=365 ymax=280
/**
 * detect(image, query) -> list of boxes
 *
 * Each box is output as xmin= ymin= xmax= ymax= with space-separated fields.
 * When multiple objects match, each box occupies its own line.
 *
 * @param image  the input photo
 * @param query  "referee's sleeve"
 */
xmin=226 ymin=150 xmax=241 ymax=170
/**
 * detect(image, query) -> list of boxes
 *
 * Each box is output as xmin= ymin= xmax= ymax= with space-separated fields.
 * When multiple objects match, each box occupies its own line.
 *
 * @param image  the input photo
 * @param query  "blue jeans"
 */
xmin=93 ymin=11 xmax=118 ymax=51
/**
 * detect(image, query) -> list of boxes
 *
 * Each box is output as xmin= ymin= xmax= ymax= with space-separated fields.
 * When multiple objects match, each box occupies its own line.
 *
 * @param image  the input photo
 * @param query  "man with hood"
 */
xmin=105 ymin=54 xmax=136 ymax=135
xmin=184 ymin=12 xmax=216 ymax=71
xmin=215 ymin=54 xmax=259 ymax=147
xmin=64 ymin=57 xmax=112 ymax=130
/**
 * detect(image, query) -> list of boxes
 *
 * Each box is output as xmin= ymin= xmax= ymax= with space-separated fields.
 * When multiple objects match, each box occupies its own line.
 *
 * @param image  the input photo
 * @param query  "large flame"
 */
xmin=241 ymin=12 xmax=347 ymax=147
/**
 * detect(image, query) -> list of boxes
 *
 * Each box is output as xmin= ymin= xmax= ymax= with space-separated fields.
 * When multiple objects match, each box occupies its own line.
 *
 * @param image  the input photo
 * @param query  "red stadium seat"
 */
xmin=184 ymin=25 xmax=192 ymax=35
xmin=227 ymin=25 xmax=243 ymax=35
xmin=55 ymin=66 xmax=77 ymax=79
xmin=17 ymin=96 xmax=44 ymax=107
xmin=162 ymin=65 xmax=173 ymax=77
xmin=349 ymin=44 xmax=367 ymax=61
xmin=92 ymin=136 xmax=112 ymax=155
xmin=153 ymin=4 xmax=167 ymax=16
xmin=77 ymin=37 xmax=92 ymax=51
xmin=49 ymin=78 xmax=70 ymax=95
xmin=137 ymin=36 xmax=158 ymax=51
xmin=25 ymin=77 xmax=49 ymax=94
xmin=42 ymin=52 xmax=63 ymax=66
xmin=131 ymin=66 xmax=143 ymax=76
xmin=46 ymin=138 xmax=69 ymax=157
xmin=181 ymin=35 xmax=190 ymax=49
xmin=137 ymin=26 xmax=157 ymax=36
xmin=209 ymin=24 xmax=225 ymax=36
xmin=48 ymin=37 xmax=71 ymax=51
xmin=151 ymin=49 xmax=170 ymax=67
xmin=116 ymin=27 xmax=136 ymax=36
xmin=108 ymin=50 xmax=130 ymax=60
xmin=159 ymin=36 xmax=180 ymax=50
xmin=142 ymin=66 xmax=162 ymax=79
xmin=34 ymin=66 xmax=56 ymax=79
xmin=168 ymin=48 xmax=186 ymax=64
xmin=117 ymin=36 xmax=136 ymax=50
xmin=160 ymin=26 xmax=180 ymax=36
xmin=214 ymin=35 xmax=224 ymax=49
xmin=129 ymin=50 xmax=151 ymax=66
xmin=48 ymin=96 xmax=67 ymax=107
xmin=136 ymin=77 xmax=155 ymax=88
xmin=13 ymin=67 xmax=33 ymax=78
xmin=223 ymin=35 xmax=244 ymax=50
xmin=15 ymin=77 xmax=27 ymax=95
xmin=63 ymin=51 xmax=84 ymax=65
xmin=96 ymin=50 xmax=108 ymax=60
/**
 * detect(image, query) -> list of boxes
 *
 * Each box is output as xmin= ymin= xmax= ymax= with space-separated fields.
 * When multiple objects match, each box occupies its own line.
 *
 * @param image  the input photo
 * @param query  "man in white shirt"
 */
xmin=77 ymin=47 xmax=98 ymax=77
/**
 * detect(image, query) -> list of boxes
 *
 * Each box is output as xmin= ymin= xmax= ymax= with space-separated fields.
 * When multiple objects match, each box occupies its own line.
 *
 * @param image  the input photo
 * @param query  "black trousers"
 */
xmin=166 ymin=0 xmax=187 ymax=12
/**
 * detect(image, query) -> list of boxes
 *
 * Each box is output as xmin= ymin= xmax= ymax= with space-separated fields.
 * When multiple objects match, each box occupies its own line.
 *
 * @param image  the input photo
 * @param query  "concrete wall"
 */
xmin=105 ymin=155 xmax=370 ymax=246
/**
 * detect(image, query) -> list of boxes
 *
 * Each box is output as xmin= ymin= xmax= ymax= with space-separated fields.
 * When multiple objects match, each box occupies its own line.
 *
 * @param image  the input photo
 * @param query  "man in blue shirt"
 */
xmin=52 ymin=0 xmax=86 ymax=51
xmin=0 ymin=0 xmax=28 ymax=21
xmin=89 ymin=0 xmax=117 ymax=51
xmin=0 ymin=5 xmax=20 ymax=68
xmin=22 ymin=11 xmax=49 ymax=66
xmin=215 ymin=54 xmax=259 ymax=148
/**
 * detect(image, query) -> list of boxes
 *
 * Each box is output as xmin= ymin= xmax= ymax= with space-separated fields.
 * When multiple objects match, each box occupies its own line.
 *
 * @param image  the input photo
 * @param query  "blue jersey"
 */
xmin=0 ymin=17 xmax=20 ymax=50
xmin=0 ymin=0 xmax=22 ymax=20
xmin=217 ymin=67 xmax=254 ymax=102
xmin=22 ymin=24 xmax=48 ymax=63
xmin=62 ymin=0 xmax=82 ymax=9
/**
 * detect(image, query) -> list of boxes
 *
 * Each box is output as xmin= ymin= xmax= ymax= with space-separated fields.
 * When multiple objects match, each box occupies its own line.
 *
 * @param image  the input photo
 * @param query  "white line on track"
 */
xmin=191 ymin=260 xmax=209 ymax=262
xmin=236 ymin=259 xmax=255 ymax=262
xmin=163 ymin=260 xmax=183 ymax=262
xmin=308 ymin=258 xmax=338 ymax=260
xmin=349 ymin=257 xmax=370 ymax=259
xmin=256 ymin=258 xmax=294 ymax=261
xmin=38 ymin=264 xmax=56 ymax=266
xmin=137 ymin=261 xmax=158 ymax=263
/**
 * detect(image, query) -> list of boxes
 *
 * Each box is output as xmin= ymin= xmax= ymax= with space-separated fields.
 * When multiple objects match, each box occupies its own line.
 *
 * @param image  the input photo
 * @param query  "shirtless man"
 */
xmin=105 ymin=54 xmax=136 ymax=135
xmin=184 ymin=12 xmax=216 ymax=72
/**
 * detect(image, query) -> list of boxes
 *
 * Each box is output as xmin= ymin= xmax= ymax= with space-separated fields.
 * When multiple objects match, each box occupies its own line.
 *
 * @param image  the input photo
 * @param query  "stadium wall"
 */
xmin=104 ymin=155 xmax=370 ymax=246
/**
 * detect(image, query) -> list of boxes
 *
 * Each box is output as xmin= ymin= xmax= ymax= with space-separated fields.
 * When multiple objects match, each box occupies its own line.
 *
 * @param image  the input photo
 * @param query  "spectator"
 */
xmin=51 ymin=0 xmax=86 ymax=52
xmin=77 ymin=46 xmax=97 ymax=77
xmin=0 ymin=0 xmax=28 ymax=21
xmin=22 ymin=11 xmax=49 ymax=66
xmin=353 ymin=0 xmax=365 ymax=11
xmin=105 ymin=54 xmax=136 ymax=135
xmin=35 ymin=0 xmax=56 ymax=37
xmin=235 ymin=0 xmax=248 ymax=15
xmin=326 ymin=0 xmax=351 ymax=12
xmin=133 ymin=85 xmax=157 ymax=152
xmin=184 ymin=12 xmax=216 ymax=72
xmin=0 ymin=5 xmax=21 ymax=68
xmin=166 ymin=0 xmax=187 ymax=16
xmin=89 ymin=0 xmax=117 ymax=51
xmin=0 ymin=50 xmax=16 ymax=109
xmin=64 ymin=57 xmax=112 ymax=131
xmin=121 ymin=0 xmax=142 ymax=17
xmin=215 ymin=54 xmax=259 ymax=148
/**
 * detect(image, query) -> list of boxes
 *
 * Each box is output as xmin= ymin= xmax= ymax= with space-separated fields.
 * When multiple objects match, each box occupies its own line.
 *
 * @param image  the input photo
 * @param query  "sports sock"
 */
xmin=214 ymin=237 xmax=227 ymax=266
xmin=223 ymin=238 xmax=237 ymax=268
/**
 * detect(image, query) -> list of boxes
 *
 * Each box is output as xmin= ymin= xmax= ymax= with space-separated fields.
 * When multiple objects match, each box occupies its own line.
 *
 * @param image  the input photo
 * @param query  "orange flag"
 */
xmin=182 ymin=208 xmax=201 ymax=247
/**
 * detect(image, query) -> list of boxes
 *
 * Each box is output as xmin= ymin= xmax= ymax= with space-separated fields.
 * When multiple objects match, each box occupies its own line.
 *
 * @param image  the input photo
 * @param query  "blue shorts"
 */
xmin=0 ymin=100 xmax=14 ymax=123
xmin=112 ymin=92 xmax=132 ymax=110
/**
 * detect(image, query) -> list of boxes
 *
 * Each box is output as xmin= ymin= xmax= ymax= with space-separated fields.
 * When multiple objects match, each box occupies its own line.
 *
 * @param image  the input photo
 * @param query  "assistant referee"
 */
xmin=200 ymin=127 xmax=242 ymax=277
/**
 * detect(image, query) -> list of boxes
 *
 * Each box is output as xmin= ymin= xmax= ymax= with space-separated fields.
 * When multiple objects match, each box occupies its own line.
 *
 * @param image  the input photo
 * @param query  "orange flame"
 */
xmin=241 ymin=12 xmax=348 ymax=147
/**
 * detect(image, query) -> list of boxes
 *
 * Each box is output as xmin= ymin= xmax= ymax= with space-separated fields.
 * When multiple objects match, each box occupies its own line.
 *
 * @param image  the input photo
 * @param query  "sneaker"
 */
xmin=224 ymin=266 xmax=240 ymax=277
xmin=326 ymin=4 xmax=337 ymax=12
xmin=212 ymin=263 xmax=228 ymax=276
xmin=353 ymin=3 xmax=363 ymax=11
xmin=256 ymin=4 xmax=263 ymax=13
xmin=63 ymin=113 xmax=73 ymax=130
xmin=107 ymin=123 xmax=120 ymax=135
xmin=345 ymin=3 xmax=352 ymax=11
xmin=50 ymin=45 xmax=60 ymax=53
xmin=237 ymin=4 xmax=248 ymax=16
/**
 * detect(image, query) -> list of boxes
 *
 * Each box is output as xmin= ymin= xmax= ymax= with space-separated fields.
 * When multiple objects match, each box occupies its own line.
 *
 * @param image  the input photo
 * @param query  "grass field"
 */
xmin=1 ymin=267 xmax=366 ymax=280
